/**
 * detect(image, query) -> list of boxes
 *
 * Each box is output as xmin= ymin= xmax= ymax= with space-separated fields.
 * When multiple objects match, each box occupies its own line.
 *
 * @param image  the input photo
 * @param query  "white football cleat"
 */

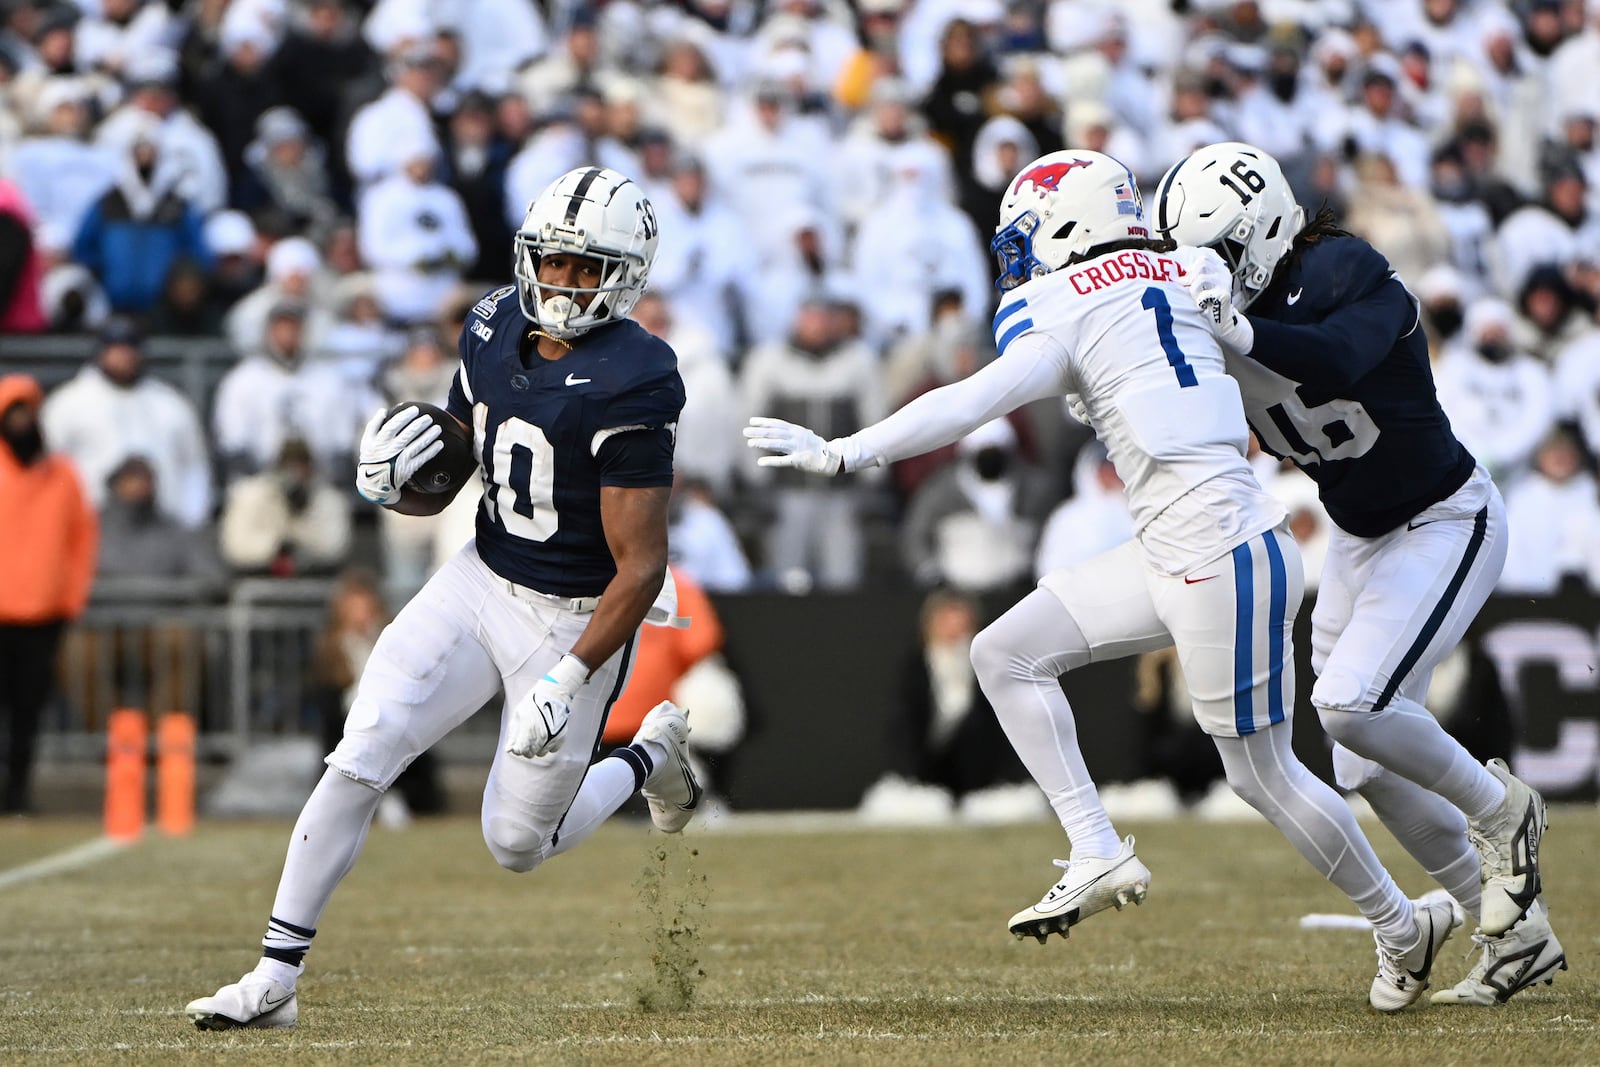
xmin=1008 ymin=835 xmax=1150 ymax=943
xmin=1431 ymin=899 xmax=1568 ymax=1006
xmin=1370 ymin=897 xmax=1460 ymax=1012
xmin=634 ymin=701 xmax=702 ymax=833
xmin=1469 ymin=759 xmax=1547 ymax=936
xmin=186 ymin=970 xmax=299 ymax=1030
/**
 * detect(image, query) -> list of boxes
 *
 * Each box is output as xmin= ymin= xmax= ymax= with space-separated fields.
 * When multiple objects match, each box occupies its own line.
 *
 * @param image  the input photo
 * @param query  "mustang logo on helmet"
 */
xmin=1013 ymin=158 xmax=1095 ymax=195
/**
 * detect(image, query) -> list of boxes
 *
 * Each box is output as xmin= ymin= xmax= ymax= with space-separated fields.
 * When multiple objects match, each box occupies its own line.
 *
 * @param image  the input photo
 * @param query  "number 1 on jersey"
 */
xmin=1141 ymin=287 xmax=1198 ymax=388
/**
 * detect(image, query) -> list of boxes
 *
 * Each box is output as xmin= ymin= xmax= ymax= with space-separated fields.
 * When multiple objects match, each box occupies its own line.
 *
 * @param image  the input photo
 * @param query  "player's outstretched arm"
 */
xmin=744 ymin=337 xmax=1068 ymax=475
xmin=742 ymin=418 xmax=851 ymax=475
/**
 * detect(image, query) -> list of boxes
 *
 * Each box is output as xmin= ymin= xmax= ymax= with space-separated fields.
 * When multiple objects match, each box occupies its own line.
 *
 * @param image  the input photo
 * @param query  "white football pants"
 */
xmin=267 ymin=542 xmax=644 ymax=942
xmin=972 ymin=527 xmax=1414 ymax=944
xmin=1316 ymin=466 xmax=1509 ymax=915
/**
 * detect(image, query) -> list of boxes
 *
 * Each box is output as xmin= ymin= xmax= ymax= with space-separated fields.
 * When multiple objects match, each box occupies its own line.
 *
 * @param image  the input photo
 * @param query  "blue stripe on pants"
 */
xmin=1262 ymin=531 xmax=1288 ymax=726
xmin=1232 ymin=540 xmax=1256 ymax=736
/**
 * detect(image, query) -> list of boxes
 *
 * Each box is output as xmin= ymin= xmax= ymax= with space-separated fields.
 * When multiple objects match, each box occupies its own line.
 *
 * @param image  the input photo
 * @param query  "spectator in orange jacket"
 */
xmin=0 ymin=374 xmax=97 ymax=813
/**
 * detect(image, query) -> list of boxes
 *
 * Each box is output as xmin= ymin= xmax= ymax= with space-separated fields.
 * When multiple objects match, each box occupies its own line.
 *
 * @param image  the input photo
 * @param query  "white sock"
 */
xmin=1214 ymin=726 xmax=1415 ymax=947
xmin=1356 ymin=764 xmax=1482 ymax=918
xmin=548 ymin=755 xmax=640 ymax=858
xmin=970 ymin=589 xmax=1123 ymax=860
xmin=255 ymin=958 xmax=302 ymax=989
xmin=257 ymin=767 xmax=383 ymax=985
xmin=1319 ymin=696 xmax=1505 ymax=820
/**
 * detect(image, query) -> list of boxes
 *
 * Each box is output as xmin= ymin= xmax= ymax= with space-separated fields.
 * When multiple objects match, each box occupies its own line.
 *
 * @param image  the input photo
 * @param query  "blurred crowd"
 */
xmin=3 ymin=0 xmax=1600 ymax=607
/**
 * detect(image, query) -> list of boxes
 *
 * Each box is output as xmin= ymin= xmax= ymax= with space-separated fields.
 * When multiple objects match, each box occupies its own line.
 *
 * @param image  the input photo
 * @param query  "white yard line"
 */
xmin=0 ymin=836 xmax=130 ymax=890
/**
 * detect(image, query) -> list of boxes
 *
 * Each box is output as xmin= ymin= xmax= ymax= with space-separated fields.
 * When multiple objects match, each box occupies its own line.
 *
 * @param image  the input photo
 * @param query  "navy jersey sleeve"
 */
xmin=591 ymin=363 xmax=683 ymax=488
xmin=1246 ymin=239 xmax=1421 ymax=394
xmin=596 ymin=424 xmax=676 ymax=487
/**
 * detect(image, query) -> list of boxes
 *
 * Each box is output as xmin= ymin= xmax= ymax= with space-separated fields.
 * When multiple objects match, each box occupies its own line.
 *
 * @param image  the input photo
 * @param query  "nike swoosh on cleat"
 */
xmin=1041 ymin=864 xmax=1128 ymax=909
xmin=1407 ymin=914 xmax=1439 ymax=983
xmin=260 ymin=990 xmax=293 ymax=1012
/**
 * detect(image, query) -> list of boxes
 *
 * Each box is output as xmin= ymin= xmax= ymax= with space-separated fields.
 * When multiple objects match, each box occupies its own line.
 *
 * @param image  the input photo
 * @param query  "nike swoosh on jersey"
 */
xmin=1286 ymin=288 xmax=1304 ymax=304
xmin=1183 ymin=574 xmax=1219 ymax=584
xmin=565 ymin=373 xmax=592 ymax=386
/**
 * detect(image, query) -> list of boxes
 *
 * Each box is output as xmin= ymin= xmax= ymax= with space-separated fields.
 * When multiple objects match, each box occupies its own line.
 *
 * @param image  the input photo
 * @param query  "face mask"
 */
xmin=1 ymin=421 xmax=44 ymax=464
xmin=1428 ymin=304 xmax=1463 ymax=338
xmin=973 ymin=446 xmax=1010 ymax=481
xmin=99 ymin=358 xmax=145 ymax=387
xmin=1433 ymin=175 xmax=1471 ymax=202
xmin=127 ymin=496 xmax=158 ymax=523
xmin=283 ymin=479 xmax=312 ymax=513
xmin=1476 ymin=340 xmax=1512 ymax=363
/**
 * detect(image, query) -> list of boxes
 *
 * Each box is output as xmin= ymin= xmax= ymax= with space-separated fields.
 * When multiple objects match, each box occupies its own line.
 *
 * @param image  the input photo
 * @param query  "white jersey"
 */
xmin=847 ymin=245 xmax=1282 ymax=576
xmin=999 ymin=248 xmax=1283 ymax=573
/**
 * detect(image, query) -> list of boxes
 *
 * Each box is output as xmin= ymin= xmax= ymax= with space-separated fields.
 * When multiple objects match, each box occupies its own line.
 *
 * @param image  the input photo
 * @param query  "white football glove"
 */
xmin=356 ymin=406 xmax=444 ymax=505
xmin=506 ymin=653 xmax=589 ymax=759
xmin=743 ymin=416 xmax=846 ymax=475
xmin=1177 ymin=246 xmax=1254 ymax=354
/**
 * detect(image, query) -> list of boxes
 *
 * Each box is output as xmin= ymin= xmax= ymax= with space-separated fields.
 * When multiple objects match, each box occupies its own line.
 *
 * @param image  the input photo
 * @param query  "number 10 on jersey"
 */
xmin=474 ymin=404 xmax=559 ymax=541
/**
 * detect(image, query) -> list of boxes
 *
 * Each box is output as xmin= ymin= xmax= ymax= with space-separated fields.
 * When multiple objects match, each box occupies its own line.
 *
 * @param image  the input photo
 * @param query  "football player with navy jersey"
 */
xmin=187 ymin=166 xmax=702 ymax=1031
xmin=1157 ymin=142 xmax=1565 ymax=1006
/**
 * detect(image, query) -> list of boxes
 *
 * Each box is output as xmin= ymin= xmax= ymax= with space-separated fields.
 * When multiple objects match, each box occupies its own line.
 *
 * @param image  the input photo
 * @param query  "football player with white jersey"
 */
xmin=186 ymin=166 xmax=703 ymax=1031
xmin=1156 ymin=142 xmax=1564 ymax=1006
xmin=746 ymin=150 xmax=1453 ymax=1011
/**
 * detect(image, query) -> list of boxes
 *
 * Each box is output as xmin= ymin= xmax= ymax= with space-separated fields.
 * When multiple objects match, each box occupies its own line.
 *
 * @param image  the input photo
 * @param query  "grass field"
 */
xmin=1 ymin=808 xmax=1595 ymax=1065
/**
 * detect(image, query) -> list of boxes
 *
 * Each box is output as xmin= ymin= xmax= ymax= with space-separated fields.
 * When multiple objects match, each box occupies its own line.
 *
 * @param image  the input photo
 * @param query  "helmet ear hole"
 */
xmin=1264 ymin=216 xmax=1281 ymax=240
xmin=1052 ymin=220 xmax=1077 ymax=242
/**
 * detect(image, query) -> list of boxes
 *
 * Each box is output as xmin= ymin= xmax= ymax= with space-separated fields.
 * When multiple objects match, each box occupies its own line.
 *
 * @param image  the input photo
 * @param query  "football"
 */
xmin=395 ymin=401 xmax=475 ymax=494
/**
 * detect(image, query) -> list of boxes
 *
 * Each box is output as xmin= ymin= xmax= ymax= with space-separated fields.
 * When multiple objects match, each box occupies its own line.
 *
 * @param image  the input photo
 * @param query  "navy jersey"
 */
xmin=446 ymin=284 xmax=684 ymax=596
xmin=1229 ymin=236 xmax=1475 ymax=538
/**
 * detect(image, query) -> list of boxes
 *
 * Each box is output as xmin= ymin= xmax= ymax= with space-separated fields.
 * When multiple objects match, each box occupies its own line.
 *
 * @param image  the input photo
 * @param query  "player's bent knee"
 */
xmin=969 ymin=622 xmax=1046 ymax=688
xmin=968 ymin=625 xmax=1010 ymax=685
xmin=1314 ymin=703 xmax=1379 ymax=748
xmin=482 ymin=815 xmax=550 ymax=873
xmin=1310 ymin=668 xmax=1371 ymax=716
xmin=1222 ymin=768 xmax=1270 ymax=814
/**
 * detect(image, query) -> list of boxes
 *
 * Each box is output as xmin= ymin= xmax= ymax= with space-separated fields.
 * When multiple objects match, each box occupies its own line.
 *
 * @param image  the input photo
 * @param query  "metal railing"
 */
xmin=44 ymin=577 xmax=501 ymax=763
xmin=0 ymin=334 xmax=239 ymax=415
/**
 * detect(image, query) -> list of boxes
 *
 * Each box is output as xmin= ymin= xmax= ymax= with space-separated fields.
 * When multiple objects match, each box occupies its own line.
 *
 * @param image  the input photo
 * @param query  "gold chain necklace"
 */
xmin=527 ymin=328 xmax=573 ymax=351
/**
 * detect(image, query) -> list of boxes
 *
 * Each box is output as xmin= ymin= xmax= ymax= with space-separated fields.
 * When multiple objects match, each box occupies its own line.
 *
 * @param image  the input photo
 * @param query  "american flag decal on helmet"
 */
xmin=1115 ymin=182 xmax=1140 ymax=216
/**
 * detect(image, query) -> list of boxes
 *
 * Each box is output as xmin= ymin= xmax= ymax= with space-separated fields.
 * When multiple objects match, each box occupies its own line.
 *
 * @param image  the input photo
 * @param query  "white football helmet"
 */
xmin=991 ymin=150 xmax=1150 ymax=291
xmin=514 ymin=166 xmax=659 ymax=339
xmin=1152 ymin=141 xmax=1304 ymax=310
